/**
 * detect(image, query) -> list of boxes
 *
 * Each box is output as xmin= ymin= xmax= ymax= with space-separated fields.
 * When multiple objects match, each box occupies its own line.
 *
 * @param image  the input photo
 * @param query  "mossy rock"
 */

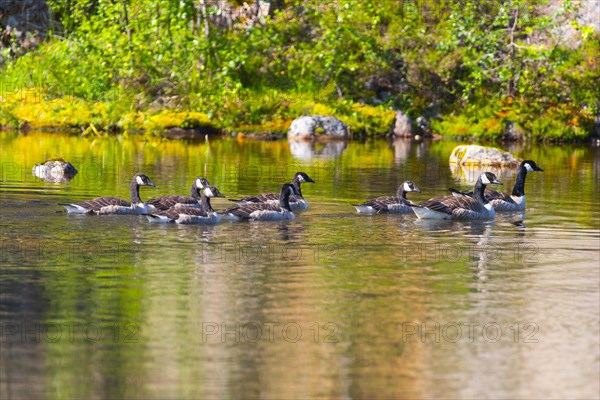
xmin=449 ymin=145 xmax=521 ymax=167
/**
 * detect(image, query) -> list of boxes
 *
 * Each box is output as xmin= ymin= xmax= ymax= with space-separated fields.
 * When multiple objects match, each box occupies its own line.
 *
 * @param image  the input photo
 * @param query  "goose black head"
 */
xmin=194 ymin=177 xmax=210 ymax=189
xmin=402 ymin=180 xmax=421 ymax=193
xmin=134 ymin=174 xmax=156 ymax=187
xmin=480 ymin=172 xmax=502 ymax=185
xmin=522 ymin=160 xmax=543 ymax=173
xmin=294 ymin=172 xmax=315 ymax=184
xmin=204 ymin=186 xmax=225 ymax=198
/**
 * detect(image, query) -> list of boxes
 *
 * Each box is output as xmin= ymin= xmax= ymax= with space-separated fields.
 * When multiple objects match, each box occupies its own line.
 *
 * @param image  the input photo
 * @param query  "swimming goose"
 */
xmin=449 ymin=160 xmax=543 ymax=211
xmin=353 ymin=181 xmax=421 ymax=213
xmin=411 ymin=172 xmax=503 ymax=220
xmin=228 ymin=172 xmax=315 ymax=210
xmin=146 ymin=186 xmax=225 ymax=224
xmin=222 ymin=183 xmax=298 ymax=221
xmin=60 ymin=174 xmax=156 ymax=215
xmin=146 ymin=177 xmax=210 ymax=211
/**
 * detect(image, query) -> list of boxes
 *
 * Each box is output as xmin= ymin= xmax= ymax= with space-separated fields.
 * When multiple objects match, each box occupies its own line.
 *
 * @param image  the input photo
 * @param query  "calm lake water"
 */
xmin=1 ymin=131 xmax=599 ymax=399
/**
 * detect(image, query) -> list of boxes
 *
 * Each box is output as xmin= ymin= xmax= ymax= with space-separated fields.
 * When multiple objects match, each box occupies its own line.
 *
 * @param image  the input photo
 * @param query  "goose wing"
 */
xmin=420 ymin=195 xmax=486 ymax=217
xmin=360 ymin=196 xmax=404 ymax=212
xmin=147 ymin=195 xmax=198 ymax=211
xmin=418 ymin=196 xmax=454 ymax=215
xmin=449 ymin=188 xmax=473 ymax=197
xmin=75 ymin=196 xmax=131 ymax=212
xmin=223 ymin=203 xmax=280 ymax=219
xmin=157 ymin=206 xmax=210 ymax=220
xmin=484 ymin=189 xmax=516 ymax=204
xmin=229 ymin=193 xmax=278 ymax=204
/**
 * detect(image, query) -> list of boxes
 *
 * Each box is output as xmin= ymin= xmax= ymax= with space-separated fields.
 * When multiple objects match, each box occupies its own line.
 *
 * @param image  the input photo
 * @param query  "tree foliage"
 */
xmin=1 ymin=0 xmax=598 ymax=140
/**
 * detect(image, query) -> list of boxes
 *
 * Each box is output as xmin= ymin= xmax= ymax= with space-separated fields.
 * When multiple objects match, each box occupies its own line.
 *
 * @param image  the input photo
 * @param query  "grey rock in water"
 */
xmin=449 ymin=145 xmax=521 ymax=167
xmin=391 ymin=111 xmax=416 ymax=138
xmin=33 ymin=159 xmax=78 ymax=183
xmin=288 ymin=116 xmax=349 ymax=140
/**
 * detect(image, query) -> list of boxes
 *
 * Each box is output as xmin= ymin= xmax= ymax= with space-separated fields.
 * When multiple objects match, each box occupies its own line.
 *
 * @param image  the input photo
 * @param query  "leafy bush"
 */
xmin=1 ymin=0 xmax=597 ymax=140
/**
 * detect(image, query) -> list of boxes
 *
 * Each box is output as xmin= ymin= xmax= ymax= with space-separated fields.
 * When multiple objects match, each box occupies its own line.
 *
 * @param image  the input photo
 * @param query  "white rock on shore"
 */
xmin=288 ymin=116 xmax=349 ymax=140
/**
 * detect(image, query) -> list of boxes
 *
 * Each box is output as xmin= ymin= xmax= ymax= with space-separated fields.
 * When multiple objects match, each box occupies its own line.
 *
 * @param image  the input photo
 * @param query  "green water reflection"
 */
xmin=1 ymin=131 xmax=599 ymax=399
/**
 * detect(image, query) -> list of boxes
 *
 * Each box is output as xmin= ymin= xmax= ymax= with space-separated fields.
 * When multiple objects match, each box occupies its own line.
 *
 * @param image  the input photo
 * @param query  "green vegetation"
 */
xmin=1 ymin=0 xmax=598 ymax=140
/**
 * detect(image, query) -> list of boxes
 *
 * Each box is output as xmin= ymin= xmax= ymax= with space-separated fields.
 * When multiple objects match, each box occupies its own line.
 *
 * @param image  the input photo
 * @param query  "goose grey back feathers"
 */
xmin=449 ymin=160 xmax=543 ymax=211
xmin=222 ymin=183 xmax=298 ymax=221
xmin=147 ymin=177 xmax=210 ymax=211
xmin=228 ymin=172 xmax=315 ymax=210
xmin=412 ymin=172 xmax=503 ymax=220
xmin=60 ymin=174 xmax=156 ymax=215
xmin=146 ymin=186 xmax=225 ymax=224
xmin=354 ymin=180 xmax=420 ymax=213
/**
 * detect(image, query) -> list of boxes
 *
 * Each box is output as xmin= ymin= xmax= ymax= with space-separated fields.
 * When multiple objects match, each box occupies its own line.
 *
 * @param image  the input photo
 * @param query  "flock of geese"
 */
xmin=60 ymin=160 xmax=543 ymax=223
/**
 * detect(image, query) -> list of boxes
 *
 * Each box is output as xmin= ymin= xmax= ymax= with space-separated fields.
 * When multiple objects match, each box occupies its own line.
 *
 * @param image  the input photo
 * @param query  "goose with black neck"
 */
xmin=449 ymin=160 xmax=543 ymax=211
xmin=60 ymin=174 xmax=157 ymax=215
xmin=222 ymin=183 xmax=299 ymax=221
xmin=145 ymin=185 xmax=225 ymax=224
xmin=411 ymin=172 xmax=503 ymax=220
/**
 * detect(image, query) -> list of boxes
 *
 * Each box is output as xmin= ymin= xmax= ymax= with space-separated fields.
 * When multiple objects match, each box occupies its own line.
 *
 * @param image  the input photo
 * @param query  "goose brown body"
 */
xmin=228 ymin=172 xmax=314 ymax=210
xmin=412 ymin=172 xmax=503 ymax=220
xmin=146 ymin=185 xmax=224 ymax=224
xmin=223 ymin=183 xmax=298 ymax=221
xmin=60 ymin=174 xmax=156 ymax=215
xmin=449 ymin=160 xmax=543 ymax=211
xmin=147 ymin=177 xmax=209 ymax=211
xmin=354 ymin=181 xmax=420 ymax=214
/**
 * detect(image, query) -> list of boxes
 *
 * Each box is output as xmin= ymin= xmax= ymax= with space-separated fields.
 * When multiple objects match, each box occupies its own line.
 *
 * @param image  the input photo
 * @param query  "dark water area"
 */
xmin=1 ymin=131 xmax=599 ymax=399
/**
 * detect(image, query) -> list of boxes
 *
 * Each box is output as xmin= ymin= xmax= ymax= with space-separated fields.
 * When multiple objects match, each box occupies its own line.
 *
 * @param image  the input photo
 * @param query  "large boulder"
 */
xmin=449 ymin=145 xmax=521 ymax=167
xmin=33 ymin=158 xmax=77 ymax=183
xmin=391 ymin=111 xmax=415 ymax=138
xmin=288 ymin=116 xmax=349 ymax=140
xmin=391 ymin=111 xmax=436 ymax=138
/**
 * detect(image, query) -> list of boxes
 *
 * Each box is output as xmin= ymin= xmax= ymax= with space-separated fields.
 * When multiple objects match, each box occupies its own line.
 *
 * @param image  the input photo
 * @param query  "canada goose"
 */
xmin=449 ymin=160 xmax=543 ymax=211
xmin=60 ymin=174 xmax=156 ymax=215
xmin=228 ymin=172 xmax=315 ymax=210
xmin=353 ymin=180 xmax=421 ymax=213
xmin=411 ymin=172 xmax=503 ymax=220
xmin=222 ymin=183 xmax=298 ymax=221
xmin=146 ymin=186 xmax=225 ymax=224
xmin=146 ymin=177 xmax=209 ymax=211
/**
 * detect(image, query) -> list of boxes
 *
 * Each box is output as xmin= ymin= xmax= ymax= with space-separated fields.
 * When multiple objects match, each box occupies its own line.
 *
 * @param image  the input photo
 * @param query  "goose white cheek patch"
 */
xmin=404 ymin=182 xmax=411 ymax=192
xmin=525 ymin=163 xmax=534 ymax=172
xmin=205 ymin=188 xmax=214 ymax=197
xmin=136 ymin=176 xmax=144 ymax=185
xmin=298 ymin=175 xmax=305 ymax=183
xmin=196 ymin=178 xmax=204 ymax=188
xmin=481 ymin=174 xmax=491 ymax=184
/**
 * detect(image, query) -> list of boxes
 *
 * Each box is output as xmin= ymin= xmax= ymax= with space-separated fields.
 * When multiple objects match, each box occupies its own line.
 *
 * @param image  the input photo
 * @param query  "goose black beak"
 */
xmin=414 ymin=187 xmax=421 ymax=193
xmin=535 ymin=166 xmax=544 ymax=172
xmin=306 ymin=177 xmax=316 ymax=183
xmin=492 ymin=178 xmax=503 ymax=185
xmin=148 ymin=182 xmax=156 ymax=188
